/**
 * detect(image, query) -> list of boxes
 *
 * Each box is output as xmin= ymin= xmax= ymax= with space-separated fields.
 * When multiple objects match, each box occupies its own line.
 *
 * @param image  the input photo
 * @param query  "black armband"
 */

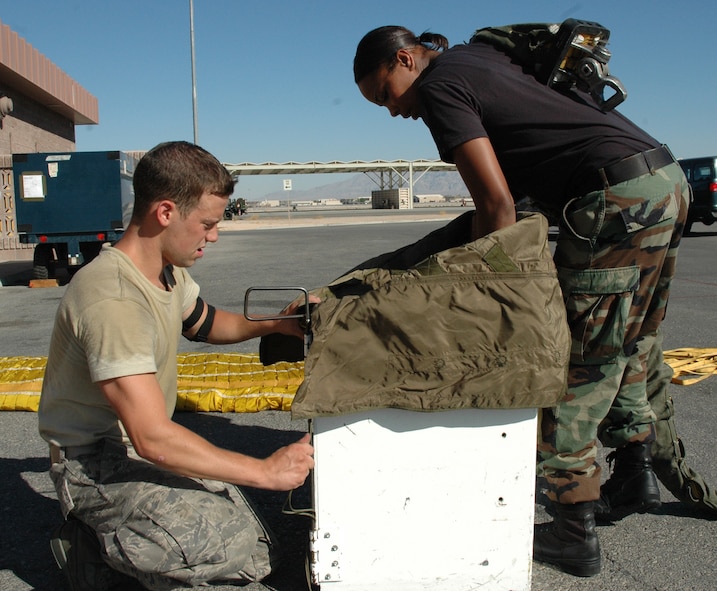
xmin=192 ymin=303 xmax=216 ymax=342
xmin=182 ymin=297 xmax=205 ymax=332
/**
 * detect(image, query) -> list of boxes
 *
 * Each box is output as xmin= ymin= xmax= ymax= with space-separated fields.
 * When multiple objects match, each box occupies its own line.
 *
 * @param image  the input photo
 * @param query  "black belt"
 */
xmin=598 ymin=145 xmax=675 ymax=187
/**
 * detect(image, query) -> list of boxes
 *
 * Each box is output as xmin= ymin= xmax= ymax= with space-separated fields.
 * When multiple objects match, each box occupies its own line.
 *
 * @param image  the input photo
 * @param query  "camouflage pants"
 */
xmin=644 ymin=329 xmax=717 ymax=514
xmin=50 ymin=439 xmax=276 ymax=590
xmin=538 ymin=161 xmax=690 ymax=504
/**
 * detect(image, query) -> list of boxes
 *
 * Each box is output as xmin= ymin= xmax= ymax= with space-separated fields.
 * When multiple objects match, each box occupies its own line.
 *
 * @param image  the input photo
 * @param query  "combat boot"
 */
xmin=533 ymin=501 xmax=601 ymax=577
xmin=595 ymin=441 xmax=661 ymax=522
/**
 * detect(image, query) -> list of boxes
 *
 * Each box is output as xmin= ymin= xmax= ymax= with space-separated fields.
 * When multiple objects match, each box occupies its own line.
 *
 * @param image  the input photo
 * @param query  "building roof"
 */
xmin=0 ymin=19 xmax=98 ymax=125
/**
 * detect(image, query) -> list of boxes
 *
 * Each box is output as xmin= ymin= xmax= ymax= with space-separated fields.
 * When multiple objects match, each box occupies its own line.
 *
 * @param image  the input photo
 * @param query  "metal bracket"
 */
xmin=243 ymin=286 xmax=312 ymax=355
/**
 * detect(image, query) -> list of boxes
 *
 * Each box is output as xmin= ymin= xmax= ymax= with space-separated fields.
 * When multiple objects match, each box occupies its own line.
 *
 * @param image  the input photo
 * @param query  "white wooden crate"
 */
xmin=310 ymin=407 xmax=537 ymax=591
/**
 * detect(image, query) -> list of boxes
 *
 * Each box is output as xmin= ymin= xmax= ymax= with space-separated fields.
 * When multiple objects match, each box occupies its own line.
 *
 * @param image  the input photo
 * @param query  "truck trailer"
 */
xmin=13 ymin=150 xmax=137 ymax=280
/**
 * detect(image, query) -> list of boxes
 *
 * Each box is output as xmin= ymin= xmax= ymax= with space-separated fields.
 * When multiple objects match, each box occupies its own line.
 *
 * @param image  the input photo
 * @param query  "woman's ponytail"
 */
xmin=354 ymin=26 xmax=448 ymax=83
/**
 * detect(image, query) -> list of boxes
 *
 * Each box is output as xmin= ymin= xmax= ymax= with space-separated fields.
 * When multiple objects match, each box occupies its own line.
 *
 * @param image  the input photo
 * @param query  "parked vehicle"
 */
xmin=678 ymin=156 xmax=717 ymax=235
xmin=13 ymin=150 xmax=136 ymax=279
xmin=223 ymin=197 xmax=247 ymax=220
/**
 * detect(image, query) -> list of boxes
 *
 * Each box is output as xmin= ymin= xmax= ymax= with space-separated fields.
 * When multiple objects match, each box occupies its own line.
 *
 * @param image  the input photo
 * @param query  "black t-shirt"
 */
xmin=418 ymin=42 xmax=659 ymax=209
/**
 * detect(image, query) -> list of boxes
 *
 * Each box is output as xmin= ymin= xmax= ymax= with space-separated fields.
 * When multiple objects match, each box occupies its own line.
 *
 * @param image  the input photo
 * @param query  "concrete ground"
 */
xmin=0 ymin=210 xmax=715 ymax=591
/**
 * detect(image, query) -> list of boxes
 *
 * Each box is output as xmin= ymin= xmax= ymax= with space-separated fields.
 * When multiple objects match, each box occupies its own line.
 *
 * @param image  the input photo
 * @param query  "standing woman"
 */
xmin=353 ymin=24 xmax=702 ymax=577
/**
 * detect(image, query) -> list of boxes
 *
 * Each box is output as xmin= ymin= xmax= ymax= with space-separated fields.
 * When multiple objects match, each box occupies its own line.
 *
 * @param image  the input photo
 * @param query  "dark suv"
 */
xmin=678 ymin=156 xmax=717 ymax=234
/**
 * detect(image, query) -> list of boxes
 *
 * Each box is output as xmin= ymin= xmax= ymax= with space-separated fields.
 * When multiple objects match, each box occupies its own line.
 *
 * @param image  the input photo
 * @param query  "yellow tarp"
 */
xmin=663 ymin=348 xmax=717 ymax=386
xmin=0 ymin=353 xmax=304 ymax=412
xmin=0 ymin=349 xmax=713 ymax=412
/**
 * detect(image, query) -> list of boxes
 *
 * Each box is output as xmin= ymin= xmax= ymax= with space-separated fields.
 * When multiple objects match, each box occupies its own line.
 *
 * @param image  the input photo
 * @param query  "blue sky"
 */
xmin=2 ymin=0 xmax=716 ymax=198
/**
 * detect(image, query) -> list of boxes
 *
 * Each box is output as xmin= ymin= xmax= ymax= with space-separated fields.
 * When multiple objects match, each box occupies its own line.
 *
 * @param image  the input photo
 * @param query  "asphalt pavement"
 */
xmin=0 ymin=210 xmax=715 ymax=591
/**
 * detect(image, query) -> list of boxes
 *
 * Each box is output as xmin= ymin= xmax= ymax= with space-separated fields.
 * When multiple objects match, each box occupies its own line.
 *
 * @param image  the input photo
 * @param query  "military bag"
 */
xmin=470 ymin=18 xmax=627 ymax=111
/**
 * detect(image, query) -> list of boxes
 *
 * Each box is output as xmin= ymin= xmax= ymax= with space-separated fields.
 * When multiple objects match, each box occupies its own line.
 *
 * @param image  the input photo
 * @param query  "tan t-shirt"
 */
xmin=38 ymin=245 xmax=200 ymax=448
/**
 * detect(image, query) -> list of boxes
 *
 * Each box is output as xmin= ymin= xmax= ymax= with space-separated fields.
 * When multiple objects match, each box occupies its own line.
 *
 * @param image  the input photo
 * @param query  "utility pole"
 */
xmin=189 ymin=0 xmax=199 ymax=144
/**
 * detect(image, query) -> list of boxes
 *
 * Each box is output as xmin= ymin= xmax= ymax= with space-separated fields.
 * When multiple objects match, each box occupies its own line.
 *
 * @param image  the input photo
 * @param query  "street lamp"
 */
xmin=189 ymin=0 xmax=199 ymax=144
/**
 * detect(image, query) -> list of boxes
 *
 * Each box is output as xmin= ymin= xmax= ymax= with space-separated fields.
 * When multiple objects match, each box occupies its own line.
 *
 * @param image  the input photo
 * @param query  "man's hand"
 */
xmin=261 ymin=433 xmax=315 ymax=491
xmin=276 ymin=295 xmax=321 ymax=340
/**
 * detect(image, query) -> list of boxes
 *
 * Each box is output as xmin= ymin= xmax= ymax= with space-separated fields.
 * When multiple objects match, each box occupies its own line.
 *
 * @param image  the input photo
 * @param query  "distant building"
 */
xmin=370 ymin=189 xmax=449 ymax=209
xmin=415 ymin=194 xmax=445 ymax=204
xmin=372 ymin=188 xmax=411 ymax=210
xmin=0 ymin=18 xmax=98 ymax=261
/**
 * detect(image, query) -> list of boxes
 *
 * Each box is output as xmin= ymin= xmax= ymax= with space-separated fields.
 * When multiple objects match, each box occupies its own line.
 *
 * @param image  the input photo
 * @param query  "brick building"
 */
xmin=0 ymin=18 xmax=98 ymax=261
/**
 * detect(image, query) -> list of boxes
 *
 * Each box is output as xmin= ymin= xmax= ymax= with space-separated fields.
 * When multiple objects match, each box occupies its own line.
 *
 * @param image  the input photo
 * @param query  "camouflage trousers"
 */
xmin=538 ymin=160 xmax=690 ymax=504
xmin=50 ymin=439 xmax=276 ymax=590
xmin=645 ymin=329 xmax=717 ymax=515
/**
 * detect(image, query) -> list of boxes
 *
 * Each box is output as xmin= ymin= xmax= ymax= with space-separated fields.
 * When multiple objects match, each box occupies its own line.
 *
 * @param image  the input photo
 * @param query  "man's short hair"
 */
xmin=132 ymin=141 xmax=235 ymax=220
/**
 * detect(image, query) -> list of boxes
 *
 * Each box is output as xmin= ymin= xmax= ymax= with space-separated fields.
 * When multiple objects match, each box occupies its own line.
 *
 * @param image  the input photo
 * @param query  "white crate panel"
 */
xmin=311 ymin=407 xmax=537 ymax=590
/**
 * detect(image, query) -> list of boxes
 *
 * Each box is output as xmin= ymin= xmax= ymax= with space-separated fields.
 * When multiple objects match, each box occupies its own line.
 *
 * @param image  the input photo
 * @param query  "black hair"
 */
xmin=353 ymin=25 xmax=449 ymax=84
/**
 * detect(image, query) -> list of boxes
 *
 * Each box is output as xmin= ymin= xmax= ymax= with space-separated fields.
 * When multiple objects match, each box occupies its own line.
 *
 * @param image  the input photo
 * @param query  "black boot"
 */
xmin=595 ymin=442 xmax=661 ymax=522
xmin=533 ymin=501 xmax=601 ymax=577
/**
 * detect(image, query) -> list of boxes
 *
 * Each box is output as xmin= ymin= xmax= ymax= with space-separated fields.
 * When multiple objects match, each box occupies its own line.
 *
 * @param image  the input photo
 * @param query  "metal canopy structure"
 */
xmin=222 ymin=159 xmax=458 ymax=204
